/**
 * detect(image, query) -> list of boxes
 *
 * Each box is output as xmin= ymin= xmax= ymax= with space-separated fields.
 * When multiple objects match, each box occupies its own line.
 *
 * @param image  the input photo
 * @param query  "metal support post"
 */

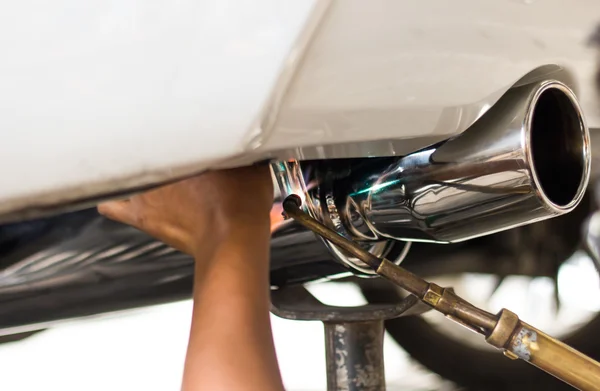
xmin=324 ymin=320 xmax=386 ymax=391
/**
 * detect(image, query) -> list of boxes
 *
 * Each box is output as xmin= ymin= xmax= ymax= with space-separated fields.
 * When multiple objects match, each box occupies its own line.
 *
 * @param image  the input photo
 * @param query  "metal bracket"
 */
xmin=270 ymin=285 xmax=429 ymax=391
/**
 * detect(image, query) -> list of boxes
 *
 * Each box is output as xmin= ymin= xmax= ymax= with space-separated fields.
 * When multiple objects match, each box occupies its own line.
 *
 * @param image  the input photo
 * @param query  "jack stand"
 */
xmin=270 ymin=284 xmax=430 ymax=391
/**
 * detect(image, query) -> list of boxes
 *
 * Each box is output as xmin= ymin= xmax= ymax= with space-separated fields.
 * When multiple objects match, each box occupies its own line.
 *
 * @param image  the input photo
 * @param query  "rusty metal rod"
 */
xmin=283 ymin=195 xmax=600 ymax=390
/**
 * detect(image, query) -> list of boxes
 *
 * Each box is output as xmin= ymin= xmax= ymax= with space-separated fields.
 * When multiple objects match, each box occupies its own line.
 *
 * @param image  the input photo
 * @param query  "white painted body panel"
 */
xmin=260 ymin=0 xmax=600 ymax=158
xmin=1 ymin=0 xmax=600 ymax=217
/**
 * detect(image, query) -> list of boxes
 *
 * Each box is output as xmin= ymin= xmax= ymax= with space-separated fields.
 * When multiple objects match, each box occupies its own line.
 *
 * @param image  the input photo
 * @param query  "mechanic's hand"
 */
xmin=97 ymin=165 xmax=273 ymax=257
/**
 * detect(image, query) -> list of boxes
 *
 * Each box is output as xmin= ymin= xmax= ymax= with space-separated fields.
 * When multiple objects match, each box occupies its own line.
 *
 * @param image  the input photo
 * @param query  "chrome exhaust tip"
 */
xmin=339 ymin=80 xmax=591 ymax=243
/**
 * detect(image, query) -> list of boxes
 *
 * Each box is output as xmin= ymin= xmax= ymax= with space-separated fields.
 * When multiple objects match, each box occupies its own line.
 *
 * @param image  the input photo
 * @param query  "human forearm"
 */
xmin=182 ymin=224 xmax=283 ymax=391
xmin=97 ymin=166 xmax=280 ymax=390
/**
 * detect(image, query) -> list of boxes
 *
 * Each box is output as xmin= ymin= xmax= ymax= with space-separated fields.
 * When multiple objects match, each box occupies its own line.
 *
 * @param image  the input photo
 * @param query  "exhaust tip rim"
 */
xmin=524 ymin=80 xmax=591 ymax=213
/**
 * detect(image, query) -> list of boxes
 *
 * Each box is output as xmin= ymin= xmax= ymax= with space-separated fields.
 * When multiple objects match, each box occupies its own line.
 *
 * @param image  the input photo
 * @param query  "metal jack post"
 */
xmin=270 ymin=285 xmax=429 ymax=391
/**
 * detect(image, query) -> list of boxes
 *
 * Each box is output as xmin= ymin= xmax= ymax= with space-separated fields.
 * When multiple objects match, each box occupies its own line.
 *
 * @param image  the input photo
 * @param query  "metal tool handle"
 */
xmin=517 ymin=322 xmax=600 ymax=391
xmin=486 ymin=309 xmax=600 ymax=391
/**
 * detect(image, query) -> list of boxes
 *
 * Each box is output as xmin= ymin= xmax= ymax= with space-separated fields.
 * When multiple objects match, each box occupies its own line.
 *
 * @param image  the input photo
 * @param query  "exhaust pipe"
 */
xmin=333 ymin=80 xmax=591 ymax=243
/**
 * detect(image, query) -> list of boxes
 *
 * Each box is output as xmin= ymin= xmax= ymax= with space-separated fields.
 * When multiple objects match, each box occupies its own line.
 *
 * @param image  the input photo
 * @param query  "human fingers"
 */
xmin=97 ymin=199 xmax=138 ymax=226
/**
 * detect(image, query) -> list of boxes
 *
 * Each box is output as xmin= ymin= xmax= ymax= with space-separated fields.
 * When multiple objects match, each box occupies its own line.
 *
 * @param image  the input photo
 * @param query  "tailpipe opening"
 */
xmin=529 ymin=84 xmax=588 ymax=210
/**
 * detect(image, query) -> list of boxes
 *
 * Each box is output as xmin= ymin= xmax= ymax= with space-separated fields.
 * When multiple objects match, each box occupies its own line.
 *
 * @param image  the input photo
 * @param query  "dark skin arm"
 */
xmin=98 ymin=165 xmax=284 ymax=391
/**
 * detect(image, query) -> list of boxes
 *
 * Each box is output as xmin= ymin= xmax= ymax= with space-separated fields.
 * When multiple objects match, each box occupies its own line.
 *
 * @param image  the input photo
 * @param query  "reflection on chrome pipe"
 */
xmin=342 ymin=80 xmax=590 ymax=243
xmin=271 ymin=160 xmax=410 ymax=274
